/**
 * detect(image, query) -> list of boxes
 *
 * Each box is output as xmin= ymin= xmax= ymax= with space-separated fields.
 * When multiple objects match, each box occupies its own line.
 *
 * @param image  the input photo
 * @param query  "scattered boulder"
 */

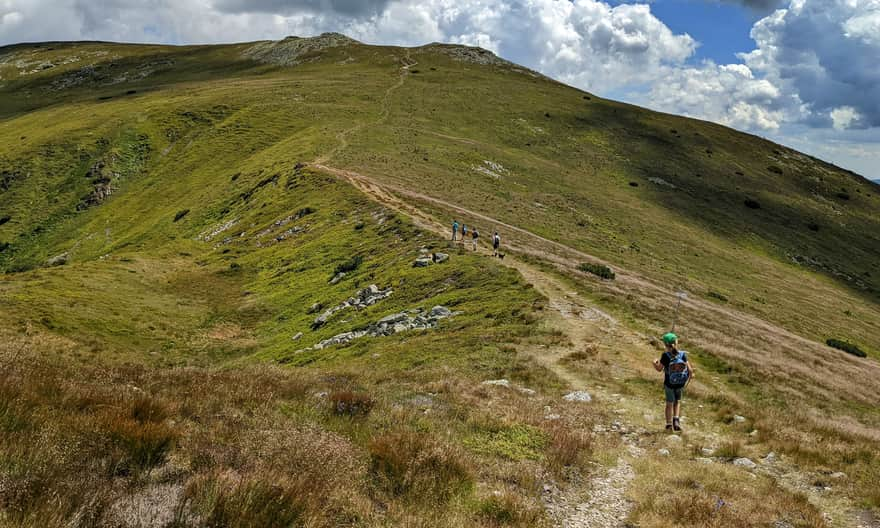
xmin=329 ymin=272 xmax=347 ymax=284
xmin=46 ymin=252 xmax=69 ymax=267
xmin=378 ymin=312 xmax=408 ymax=325
xmin=413 ymin=256 xmax=433 ymax=267
xmin=430 ymin=305 xmax=452 ymax=318
xmin=563 ymin=391 xmax=592 ymax=402
xmin=733 ymin=457 xmax=757 ymax=469
xmin=433 ymin=252 xmax=449 ymax=263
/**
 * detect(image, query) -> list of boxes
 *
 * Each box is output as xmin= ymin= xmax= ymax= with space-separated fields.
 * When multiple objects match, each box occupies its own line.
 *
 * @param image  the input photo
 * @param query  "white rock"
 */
xmin=733 ymin=457 xmax=757 ymax=469
xmin=658 ymin=448 xmax=671 ymax=456
xmin=519 ymin=388 xmax=537 ymax=396
xmin=563 ymin=391 xmax=592 ymax=402
xmin=733 ymin=415 xmax=746 ymax=423
xmin=291 ymin=332 xmax=303 ymax=341
xmin=544 ymin=414 xmax=562 ymax=421
xmin=701 ymin=448 xmax=714 ymax=456
xmin=829 ymin=472 xmax=847 ymax=480
xmin=666 ymin=435 xmax=682 ymax=444
xmin=482 ymin=379 xmax=511 ymax=388
xmin=696 ymin=457 xmax=714 ymax=464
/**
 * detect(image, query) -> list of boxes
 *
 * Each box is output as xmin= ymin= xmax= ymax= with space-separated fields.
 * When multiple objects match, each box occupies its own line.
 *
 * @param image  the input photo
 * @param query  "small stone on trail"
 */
xmin=563 ymin=391 xmax=592 ymax=402
xmin=733 ymin=415 xmax=746 ymax=423
xmin=658 ymin=448 xmax=671 ymax=456
xmin=544 ymin=414 xmax=562 ymax=421
xmin=733 ymin=457 xmax=757 ymax=469
xmin=830 ymin=472 xmax=847 ymax=480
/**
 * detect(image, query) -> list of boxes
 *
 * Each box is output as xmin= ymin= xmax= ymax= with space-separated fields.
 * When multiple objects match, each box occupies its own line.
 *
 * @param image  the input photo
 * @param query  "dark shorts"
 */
xmin=664 ymin=385 xmax=684 ymax=403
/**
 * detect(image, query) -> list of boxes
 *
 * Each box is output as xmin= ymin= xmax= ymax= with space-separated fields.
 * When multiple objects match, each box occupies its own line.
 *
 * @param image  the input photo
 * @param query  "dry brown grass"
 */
xmin=629 ymin=458 xmax=828 ymax=528
xmin=369 ymin=431 xmax=473 ymax=504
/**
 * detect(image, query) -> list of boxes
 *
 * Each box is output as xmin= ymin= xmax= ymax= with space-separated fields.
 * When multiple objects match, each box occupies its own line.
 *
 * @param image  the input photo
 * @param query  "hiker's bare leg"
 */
xmin=665 ymin=402 xmax=674 ymax=425
xmin=673 ymin=401 xmax=681 ymax=419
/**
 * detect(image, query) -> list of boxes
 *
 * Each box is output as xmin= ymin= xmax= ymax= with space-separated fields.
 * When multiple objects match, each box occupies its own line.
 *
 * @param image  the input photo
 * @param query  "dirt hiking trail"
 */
xmin=306 ymin=55 xmax=876 ymax=528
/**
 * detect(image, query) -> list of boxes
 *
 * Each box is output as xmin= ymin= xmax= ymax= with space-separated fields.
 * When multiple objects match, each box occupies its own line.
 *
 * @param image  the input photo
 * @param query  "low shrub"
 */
xmin=0 ymin=215 xmax=10 ymax=226
xmin=334 ymin=255 xmax=363 ymax=276
xmin=173 ymin=209 xmax=190 ymax=222
xmin=743 ymin=199 xmax=761 ymax=209
xmin=707 ymin=291 xmax=728 ymax=302
xmin=835 ymin=192 xmax=850 ymax=200
xmin=328 ymin=391 xmax=374 ymax=417
xmin=826 ymin=339 xmax=867 ymax=358
xmin=294 ymin=207 xmax=315 ymax=219
xmin=628 ymin=181 xmax=639 ymax=187
xmin=807 ymin=222 xmax=820 ymax=232
xmin=369 ymin=431 xmax=473 ymax=503
xmin=767 ymin=165 xmax=783 ymax=175
xmin=577 ymin=262 xmax=615 ymax=280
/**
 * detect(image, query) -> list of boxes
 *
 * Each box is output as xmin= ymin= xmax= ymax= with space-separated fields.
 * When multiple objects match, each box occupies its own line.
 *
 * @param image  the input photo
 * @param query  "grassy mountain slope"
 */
xmin=1 ymin=35 xmax=879 ymax=526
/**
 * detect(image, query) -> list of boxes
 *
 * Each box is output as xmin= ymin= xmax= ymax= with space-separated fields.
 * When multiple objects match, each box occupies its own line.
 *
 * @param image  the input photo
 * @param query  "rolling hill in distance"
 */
xmin=1 ymin=34 xmax=878 ymax=527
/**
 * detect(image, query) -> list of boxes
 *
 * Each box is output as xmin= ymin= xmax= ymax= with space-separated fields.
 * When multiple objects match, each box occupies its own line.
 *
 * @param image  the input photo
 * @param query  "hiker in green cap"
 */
xmin=652 ymin=332 xmax=694 ymax=431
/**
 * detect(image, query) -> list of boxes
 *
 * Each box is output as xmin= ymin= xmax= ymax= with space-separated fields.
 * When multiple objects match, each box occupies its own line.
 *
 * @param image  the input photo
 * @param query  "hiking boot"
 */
xmin=673 ymin=417 xmax=682 ymax=432
xmin=665 ymin=424 xmax=673 ymax=431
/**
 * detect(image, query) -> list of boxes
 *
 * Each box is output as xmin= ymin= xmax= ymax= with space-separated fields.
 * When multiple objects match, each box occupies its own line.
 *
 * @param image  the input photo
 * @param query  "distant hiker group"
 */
xmin=451 ymin=220 xmax=503 ymax=257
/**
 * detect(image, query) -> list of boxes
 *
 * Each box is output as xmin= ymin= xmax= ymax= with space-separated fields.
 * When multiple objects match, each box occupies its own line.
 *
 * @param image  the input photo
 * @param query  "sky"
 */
xmin=1 ymin=0 xmax=878 ymax=180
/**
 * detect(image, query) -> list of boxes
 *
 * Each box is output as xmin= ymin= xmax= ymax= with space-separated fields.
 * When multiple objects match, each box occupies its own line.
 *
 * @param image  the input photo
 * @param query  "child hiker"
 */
xmin=652 ymin=332 xmax=694 ymax=431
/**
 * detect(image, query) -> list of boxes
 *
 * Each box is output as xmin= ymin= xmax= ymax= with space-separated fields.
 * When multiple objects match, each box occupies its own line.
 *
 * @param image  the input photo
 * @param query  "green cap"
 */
xmin=662 ymin=332 xmax=678 ymax=345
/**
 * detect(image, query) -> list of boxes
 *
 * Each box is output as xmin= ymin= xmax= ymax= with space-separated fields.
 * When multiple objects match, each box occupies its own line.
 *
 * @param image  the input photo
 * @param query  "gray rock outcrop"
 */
xmin=312 ymin=284 xmax=393 ymax=329
xmin=305 ymin=305 xmax=458 ymax=351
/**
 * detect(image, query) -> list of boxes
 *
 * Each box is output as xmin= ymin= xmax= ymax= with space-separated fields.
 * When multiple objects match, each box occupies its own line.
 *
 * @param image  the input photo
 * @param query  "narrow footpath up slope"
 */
xmin=310 ymin=54 xmax=880 ymax=528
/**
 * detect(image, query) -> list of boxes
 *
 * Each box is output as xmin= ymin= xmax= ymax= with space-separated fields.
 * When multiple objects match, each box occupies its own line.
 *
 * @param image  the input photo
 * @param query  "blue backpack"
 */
xmin=665 ymin=350 xmax=690 ymax=387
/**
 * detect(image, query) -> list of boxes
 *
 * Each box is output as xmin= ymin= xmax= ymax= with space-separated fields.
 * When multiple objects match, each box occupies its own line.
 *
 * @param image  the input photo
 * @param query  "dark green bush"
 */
xmin=826 ymin=339 xmax=866 ymax=358
xmin=743 ymin=199 xmax=761 ymax=209
xmin=173 ymin=209 xmax=190 ymax=222
xmin=577 ymin=262 xmax=615 ymax=280
xmin=334 ymin=255 xmax=363 ymax=275
xmin=708 ymin=291 xmax=728 ymax=302
xmin=767 ymin=165 xmax=783 ymax=175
